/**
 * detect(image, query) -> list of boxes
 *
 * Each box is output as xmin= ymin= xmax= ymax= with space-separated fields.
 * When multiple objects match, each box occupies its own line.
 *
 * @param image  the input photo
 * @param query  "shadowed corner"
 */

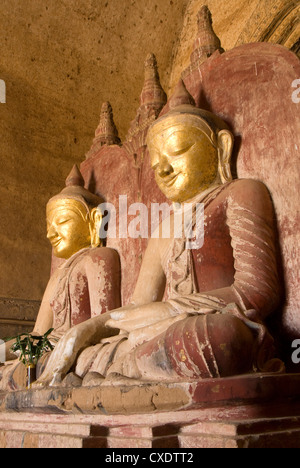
xmin=0 ymin=80 xmax=6 ymax=103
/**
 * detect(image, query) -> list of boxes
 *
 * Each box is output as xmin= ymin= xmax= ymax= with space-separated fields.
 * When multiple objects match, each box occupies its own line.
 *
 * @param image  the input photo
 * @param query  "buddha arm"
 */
xmin=85 ymin=248 xmax=121 ymax=318
xmin=33 ymin=276 xmax=56 ymax=336
xmin=167 ymin=180 xmax=281 ymax=321
xmin=106 ymin=181 xmax=280 ymax=332
xmin=28 ymin=270 xmax=59 ymax=338
xmin=131 ymin=237 xmax=166 ymax=306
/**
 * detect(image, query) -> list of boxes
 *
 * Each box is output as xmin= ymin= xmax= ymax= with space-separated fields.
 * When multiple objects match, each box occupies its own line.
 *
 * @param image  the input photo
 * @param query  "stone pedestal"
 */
xmin=1 ymin=373 xmax=300 ymax=448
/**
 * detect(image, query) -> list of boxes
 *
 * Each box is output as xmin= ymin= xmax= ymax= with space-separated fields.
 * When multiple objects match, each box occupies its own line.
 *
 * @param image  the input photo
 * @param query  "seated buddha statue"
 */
xmin=34 ymin=86 xmax=284 ymax=388
xmin=0 ymin=165 xmax=121 ymax=390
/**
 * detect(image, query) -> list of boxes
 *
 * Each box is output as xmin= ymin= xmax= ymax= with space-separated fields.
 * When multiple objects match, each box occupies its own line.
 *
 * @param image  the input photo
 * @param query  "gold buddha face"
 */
xmin=46 ymin=199 xmax=92 ymax=259
xmin=147 ymin=115 xmax=233 ymax=203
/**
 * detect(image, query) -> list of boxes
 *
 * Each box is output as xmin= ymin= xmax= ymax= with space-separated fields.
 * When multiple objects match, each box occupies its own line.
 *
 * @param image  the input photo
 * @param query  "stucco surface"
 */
xmin=0 ymin=0 xmax=189 ymax=301
xmin=0 ymin=0 xmax=298 ymax=309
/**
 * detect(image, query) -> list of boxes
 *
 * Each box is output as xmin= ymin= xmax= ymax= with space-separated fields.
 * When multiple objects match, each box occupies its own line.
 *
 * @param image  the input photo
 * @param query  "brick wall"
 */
xmin=0 ymin=297 xmax=40 ymax=339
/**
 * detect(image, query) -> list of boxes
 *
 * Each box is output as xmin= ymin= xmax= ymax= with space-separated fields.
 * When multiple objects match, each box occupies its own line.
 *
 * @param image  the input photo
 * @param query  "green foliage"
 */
xmin=4 ymin=328 xmax=54 ymax=366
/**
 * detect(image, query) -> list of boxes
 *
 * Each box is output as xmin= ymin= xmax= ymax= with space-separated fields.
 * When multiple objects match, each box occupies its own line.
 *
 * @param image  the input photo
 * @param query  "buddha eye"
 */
xmin=150 ymin=151 xmax=160 ymax=171
xmin=167 ymin=142 xmax=194 ymax=157
xmin=165 ymin=131 xmax=195 ymax=156
xmin=57 ymin=218 xmax=72 ymax=225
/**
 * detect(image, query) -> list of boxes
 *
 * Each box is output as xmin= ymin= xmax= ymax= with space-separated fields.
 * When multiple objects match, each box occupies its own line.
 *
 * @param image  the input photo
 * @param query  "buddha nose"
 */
xmin=157 ymin=156 xmax=173 ymax=178
xmin=47 ymin=224 xmax=58 ymax=241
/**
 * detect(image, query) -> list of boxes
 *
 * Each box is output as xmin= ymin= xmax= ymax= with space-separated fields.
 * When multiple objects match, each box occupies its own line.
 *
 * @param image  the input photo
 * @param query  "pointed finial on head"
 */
xmin=168 ymin=79 xmax=196 ymax=110
xmin=144 ymin=53 xmax=159 ymax=80
xmin=124 ymin=52 xmax=167 ymax=157
xmin=85 ymin=101 xmax=121 ymax=159
xmin=95 ymin=101 xmax=121 ymax=146
xmin=140 ymin=53 xmax=167 ymax=106
xmin=189 ymin=5 xmax=224 ymax=68
xmin=65 ymin=164 xmax=85 ymax=187
xmin=197 ymin=5 xmax=212 ymax=28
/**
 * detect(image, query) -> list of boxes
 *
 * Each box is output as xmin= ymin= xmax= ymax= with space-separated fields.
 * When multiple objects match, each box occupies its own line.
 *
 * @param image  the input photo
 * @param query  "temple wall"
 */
xmin=169 ymin=0 xmax=299 ymax=92
xmin=0 ymin=0 xmax=189 ymax=337
xmin=0 ymin=0 xmax=298 ymax=338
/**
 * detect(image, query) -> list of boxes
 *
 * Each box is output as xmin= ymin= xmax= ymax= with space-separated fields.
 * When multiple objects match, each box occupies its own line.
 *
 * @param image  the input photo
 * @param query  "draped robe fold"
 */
xmin=75 ymin=179 xmax=284 ymax=381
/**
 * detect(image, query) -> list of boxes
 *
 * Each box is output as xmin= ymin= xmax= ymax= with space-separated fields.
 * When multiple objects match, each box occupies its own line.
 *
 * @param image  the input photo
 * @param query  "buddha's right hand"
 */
xmin=32 ymin=324 xmax=85 ymax=387
xmin=33 ymin=313 xmax=112 ymax=388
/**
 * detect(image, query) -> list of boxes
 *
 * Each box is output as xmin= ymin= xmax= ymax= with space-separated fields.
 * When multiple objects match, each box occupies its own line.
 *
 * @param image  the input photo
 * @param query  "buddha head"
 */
xmin=46 ymin=165 xmax=103 ymax=259
xmin=146 ymin=81 xmax=234 ymax=203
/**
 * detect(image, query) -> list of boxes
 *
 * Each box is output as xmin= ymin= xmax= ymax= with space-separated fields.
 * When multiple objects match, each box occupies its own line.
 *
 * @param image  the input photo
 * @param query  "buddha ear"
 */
xmin=217 ymin=129 xmax=234 ymax=184
xmin=89 ymin=207 xmax=103 ymax=248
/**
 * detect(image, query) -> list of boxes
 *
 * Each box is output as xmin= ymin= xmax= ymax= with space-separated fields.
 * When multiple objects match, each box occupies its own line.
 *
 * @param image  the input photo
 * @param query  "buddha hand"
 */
xmin=106 ymin=302 xmax=176 ymax=333
xmin=33 ymin=319 xmax=100 ymax=387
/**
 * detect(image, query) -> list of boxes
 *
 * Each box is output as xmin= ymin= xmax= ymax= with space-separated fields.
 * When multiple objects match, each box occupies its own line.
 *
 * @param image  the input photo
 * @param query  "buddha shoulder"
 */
xmin=83 ymin=246 xmax=120 ymax=266
xmin=225 ymin=179 xmax=274 ymax=218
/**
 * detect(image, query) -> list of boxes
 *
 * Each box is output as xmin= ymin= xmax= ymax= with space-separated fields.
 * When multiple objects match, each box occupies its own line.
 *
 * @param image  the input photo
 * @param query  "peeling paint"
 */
xmin=180 ymin=349 xmax=187 ymax=362
xmin=212 ymin=384 xmax=220 ymax=393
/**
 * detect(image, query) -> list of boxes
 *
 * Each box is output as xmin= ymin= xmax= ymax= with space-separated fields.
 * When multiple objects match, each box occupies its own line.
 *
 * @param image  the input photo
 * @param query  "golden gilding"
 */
xmin=46 ymin=199 xmax=102 ymax=259
xmin=147 ymin=112 xmax=234 ymax=203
